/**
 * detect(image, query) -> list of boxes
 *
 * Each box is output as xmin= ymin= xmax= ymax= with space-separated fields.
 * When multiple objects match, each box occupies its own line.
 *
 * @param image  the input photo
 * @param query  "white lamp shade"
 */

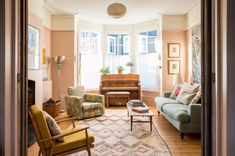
xmin=172 ymin=74 xmax=183 ymax=86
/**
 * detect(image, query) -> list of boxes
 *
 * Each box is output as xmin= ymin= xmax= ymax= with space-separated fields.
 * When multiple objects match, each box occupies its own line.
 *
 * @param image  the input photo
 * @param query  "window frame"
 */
xmin=138 ymin=30 xmax=157 ymax=54
xmin=107 ymin=33 xmax=130 ymax=55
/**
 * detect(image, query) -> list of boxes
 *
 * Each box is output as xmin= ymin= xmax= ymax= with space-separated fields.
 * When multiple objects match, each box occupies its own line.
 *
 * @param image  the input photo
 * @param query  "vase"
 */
xmin=118 ymin=69 xmax=123 ymax=74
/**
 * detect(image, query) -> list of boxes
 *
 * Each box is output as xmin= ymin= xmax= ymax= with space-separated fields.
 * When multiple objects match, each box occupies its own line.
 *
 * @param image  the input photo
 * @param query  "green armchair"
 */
xmin=65 ymin=86 xmax=105 ymax=120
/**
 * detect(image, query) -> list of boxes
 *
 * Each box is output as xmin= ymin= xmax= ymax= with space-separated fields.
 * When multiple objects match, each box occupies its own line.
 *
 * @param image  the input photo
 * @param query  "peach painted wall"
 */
xmin=51 ymin=31 xmax=75 ymax=100
xmin=162 ymin=31 xmax=188 ymax=91
xmin=29 ymin=12 xmax=52 ymax=80
xmin=28 ymin=12 xmax=52 ymax=104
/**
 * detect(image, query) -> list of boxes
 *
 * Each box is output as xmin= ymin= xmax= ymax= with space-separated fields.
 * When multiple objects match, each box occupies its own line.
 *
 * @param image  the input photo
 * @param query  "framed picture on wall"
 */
xmin=168 ymin=60 xmax=180 ymax=74
xmin=168 ymin=43 xmax=180 ymax=58
xmin=41 ymin=47 xmax=48 ymax=68
xmin=28 ymin=25 xmax=40 ymax=69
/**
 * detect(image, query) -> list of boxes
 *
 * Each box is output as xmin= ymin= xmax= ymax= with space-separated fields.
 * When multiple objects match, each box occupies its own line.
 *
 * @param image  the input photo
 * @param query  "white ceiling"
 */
xmin=44 ymin=0 xmax=199 ymax=25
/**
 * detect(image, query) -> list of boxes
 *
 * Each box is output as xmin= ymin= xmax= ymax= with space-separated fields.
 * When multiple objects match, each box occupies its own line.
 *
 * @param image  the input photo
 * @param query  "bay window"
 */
xmin=106 ymin=33 xmax=130 ymax=73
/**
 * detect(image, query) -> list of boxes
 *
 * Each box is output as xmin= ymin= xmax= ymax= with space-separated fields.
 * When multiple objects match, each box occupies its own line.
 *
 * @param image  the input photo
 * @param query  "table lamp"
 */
xmin=172 ymin=74 xmax=183 ymax=87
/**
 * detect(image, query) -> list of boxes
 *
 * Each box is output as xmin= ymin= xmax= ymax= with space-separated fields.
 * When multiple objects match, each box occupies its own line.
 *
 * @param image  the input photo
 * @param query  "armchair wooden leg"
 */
xmin=180 ymin=132 xmax=184 ymax=140
xmin=38 ymin=149 xmax=41 ymax=156
xmin=85 ymin=129 xmax=91 ymax=156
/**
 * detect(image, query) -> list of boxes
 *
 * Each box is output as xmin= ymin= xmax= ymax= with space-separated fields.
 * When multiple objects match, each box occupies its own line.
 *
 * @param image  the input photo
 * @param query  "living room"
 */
xmin=28 ymin=0 xmax=201 ymax=155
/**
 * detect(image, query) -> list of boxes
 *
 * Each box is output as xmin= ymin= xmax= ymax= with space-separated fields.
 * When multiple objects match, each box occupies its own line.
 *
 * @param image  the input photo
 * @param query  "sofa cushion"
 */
xmin=169 ymin=86 xmax=181 ymax=99
xmin=190 ymin=90 xmax=201 ymax=104
xmin=43 ymin=111 xmax=64 ymax=142
xmin=176 ymin=92 xmax=196 ymax=105
xmin=178 ymin=83 xmax=200 ymax=95
xmin=53 ymin=127 xmax=94 ymax=155
xmin=155 ymin=97 xmax=180 ymax=111
xmin=82 ymin=102 xmax=103 ymax=111
xmin=162 ymin=104 xmax=190 ymax=123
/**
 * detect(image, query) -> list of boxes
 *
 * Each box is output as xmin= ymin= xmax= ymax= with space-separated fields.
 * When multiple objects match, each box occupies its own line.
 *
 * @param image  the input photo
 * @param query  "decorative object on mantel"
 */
xmin=192 ymin=25 xmax=201 ymax=83
xmin=172 ymin=73 xmax=184 ymax=87
xmin=107 ymin=2 xmax=127 ymax=18
xmin=117 ymin=66 xmax=125 ymax=74
xmin=126 ymin=62 xmax=134 ymax=73
xmin=100 ymin=67 xmax=110 ymax=75
xmin=168 ymin=60 xmax=180 ymax=75
xmin=168 ymin=43 xmax=180 ymax=58
xmin=43 ymin=98 xmax=61 ymax=118
xmin=53 ymin=55 xmax=65 ymax=100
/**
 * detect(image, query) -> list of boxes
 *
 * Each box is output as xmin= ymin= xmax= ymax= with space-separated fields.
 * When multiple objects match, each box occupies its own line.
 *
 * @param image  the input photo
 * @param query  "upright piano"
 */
xmin=99 ymin=74 xmax=141 ymax=100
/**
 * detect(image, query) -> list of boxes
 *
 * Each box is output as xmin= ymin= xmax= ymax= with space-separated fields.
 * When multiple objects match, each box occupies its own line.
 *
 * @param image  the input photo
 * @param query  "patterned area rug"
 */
xmin=70 ymin=109 xmax=171 ymax=156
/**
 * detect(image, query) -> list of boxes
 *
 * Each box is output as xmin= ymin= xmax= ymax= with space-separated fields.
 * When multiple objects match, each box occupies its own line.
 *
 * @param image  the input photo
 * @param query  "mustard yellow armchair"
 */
xmin=29 ymin=105 xmax=94 ymax=156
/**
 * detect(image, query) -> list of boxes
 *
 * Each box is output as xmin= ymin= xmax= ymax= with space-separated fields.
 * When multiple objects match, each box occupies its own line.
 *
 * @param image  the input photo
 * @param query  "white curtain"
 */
xmin=79 ymin=31 xmax=102 ymax=89
xmin=136 ymin=30 xmax=160 ymax=91
xmin=136 ymin=53 xmax=160 ymax=91
xmin=105 ymin=55 xmax=130 ymax=73
xmin=80 ymin=53 xmax=102 ymax=89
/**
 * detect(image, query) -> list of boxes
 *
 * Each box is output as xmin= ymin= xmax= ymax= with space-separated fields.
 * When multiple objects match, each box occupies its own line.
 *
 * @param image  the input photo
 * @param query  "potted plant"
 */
xmin=125 ymin=62 xmax=134 ymax=73
xmin=100 ymin=67 xmax=110 ymax=75
xmin=117 ymin=66 xmax=125 ymax=74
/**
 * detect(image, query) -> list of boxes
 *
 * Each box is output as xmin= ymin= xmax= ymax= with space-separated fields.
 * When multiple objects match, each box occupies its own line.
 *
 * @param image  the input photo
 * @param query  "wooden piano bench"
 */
xmin=106 ymin=91 xmax=130 ymax=107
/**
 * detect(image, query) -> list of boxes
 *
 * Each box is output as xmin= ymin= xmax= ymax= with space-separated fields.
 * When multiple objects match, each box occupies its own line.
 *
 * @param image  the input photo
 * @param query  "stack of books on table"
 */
xmin=127 ymin=100 xmax=144 ymax=107
xmin=131 ymin=107 xmax=150 ymax=113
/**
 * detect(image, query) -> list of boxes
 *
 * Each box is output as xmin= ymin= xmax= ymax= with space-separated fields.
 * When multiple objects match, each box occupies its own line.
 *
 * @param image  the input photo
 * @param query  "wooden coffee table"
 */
xmin=126 ymin=102 xmax=154 ymax=131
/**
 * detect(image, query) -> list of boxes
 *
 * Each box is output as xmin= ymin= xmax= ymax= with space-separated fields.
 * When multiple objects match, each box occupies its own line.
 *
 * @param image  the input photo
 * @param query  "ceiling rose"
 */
xmin=107 ymin=3 xmax=127 ymax=18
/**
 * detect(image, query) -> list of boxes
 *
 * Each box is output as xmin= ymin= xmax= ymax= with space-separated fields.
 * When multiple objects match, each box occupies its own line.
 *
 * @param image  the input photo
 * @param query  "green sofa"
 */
xmin=155 ymin=91 xmax=201 ymax=139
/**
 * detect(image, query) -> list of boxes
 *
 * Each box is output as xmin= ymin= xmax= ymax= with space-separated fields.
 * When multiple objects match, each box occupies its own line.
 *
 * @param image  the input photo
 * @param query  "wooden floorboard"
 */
xmin=28 ymin=92 xmax=201 ymax=156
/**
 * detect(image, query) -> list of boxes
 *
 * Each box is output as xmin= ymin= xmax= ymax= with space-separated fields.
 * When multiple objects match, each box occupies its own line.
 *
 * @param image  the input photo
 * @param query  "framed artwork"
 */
xmin=28 ymin=25 xmax=40 ymax=69
xmin=168 ymin=43 xmax=180 ymax=58
xmin=192 ymin=25 xmax=201 ymax=83
xmin=41 ymin=47 xmax=48 ymax=68
xmin=168 ymin=60 xmax=180 ymax=74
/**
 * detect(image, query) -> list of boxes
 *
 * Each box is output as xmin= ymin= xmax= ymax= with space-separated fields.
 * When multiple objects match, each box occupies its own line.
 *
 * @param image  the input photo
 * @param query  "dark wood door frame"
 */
xmin=19 ymin=0 xmax=28 ymax=155
xmin=201 ymin=0 xmax=212 ymax=155
xmin=16 ymin=0 xmax=214 ymax=155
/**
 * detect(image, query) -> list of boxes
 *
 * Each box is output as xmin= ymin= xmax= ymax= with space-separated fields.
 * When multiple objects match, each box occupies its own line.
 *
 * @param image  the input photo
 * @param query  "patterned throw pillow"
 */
xmin=43 ymin=111 xmax=64 ymax=142
xmin=190 ymin=90 xmax=201 ymax=104
xmin=170 ymin=87 xmax=181 ymax=99
xmin=176 ymin=92 xmax=196 ymax=105
xmin=178 ymin=83 xmax=200 ymax=95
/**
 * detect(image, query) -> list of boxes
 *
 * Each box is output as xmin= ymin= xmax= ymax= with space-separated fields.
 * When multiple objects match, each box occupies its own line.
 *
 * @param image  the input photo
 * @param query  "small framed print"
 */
xmin=41 ymin=47 xmax=47 ymax=67
xmin=168 ymin=43 xmax=180 ymax=58
xmin=168 ymin=60 xmax=180 ymax=74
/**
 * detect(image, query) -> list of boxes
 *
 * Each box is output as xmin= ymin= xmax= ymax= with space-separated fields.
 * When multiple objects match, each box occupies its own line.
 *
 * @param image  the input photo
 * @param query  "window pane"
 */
xmin=106 ymin=33 xmax=130 ymax=73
